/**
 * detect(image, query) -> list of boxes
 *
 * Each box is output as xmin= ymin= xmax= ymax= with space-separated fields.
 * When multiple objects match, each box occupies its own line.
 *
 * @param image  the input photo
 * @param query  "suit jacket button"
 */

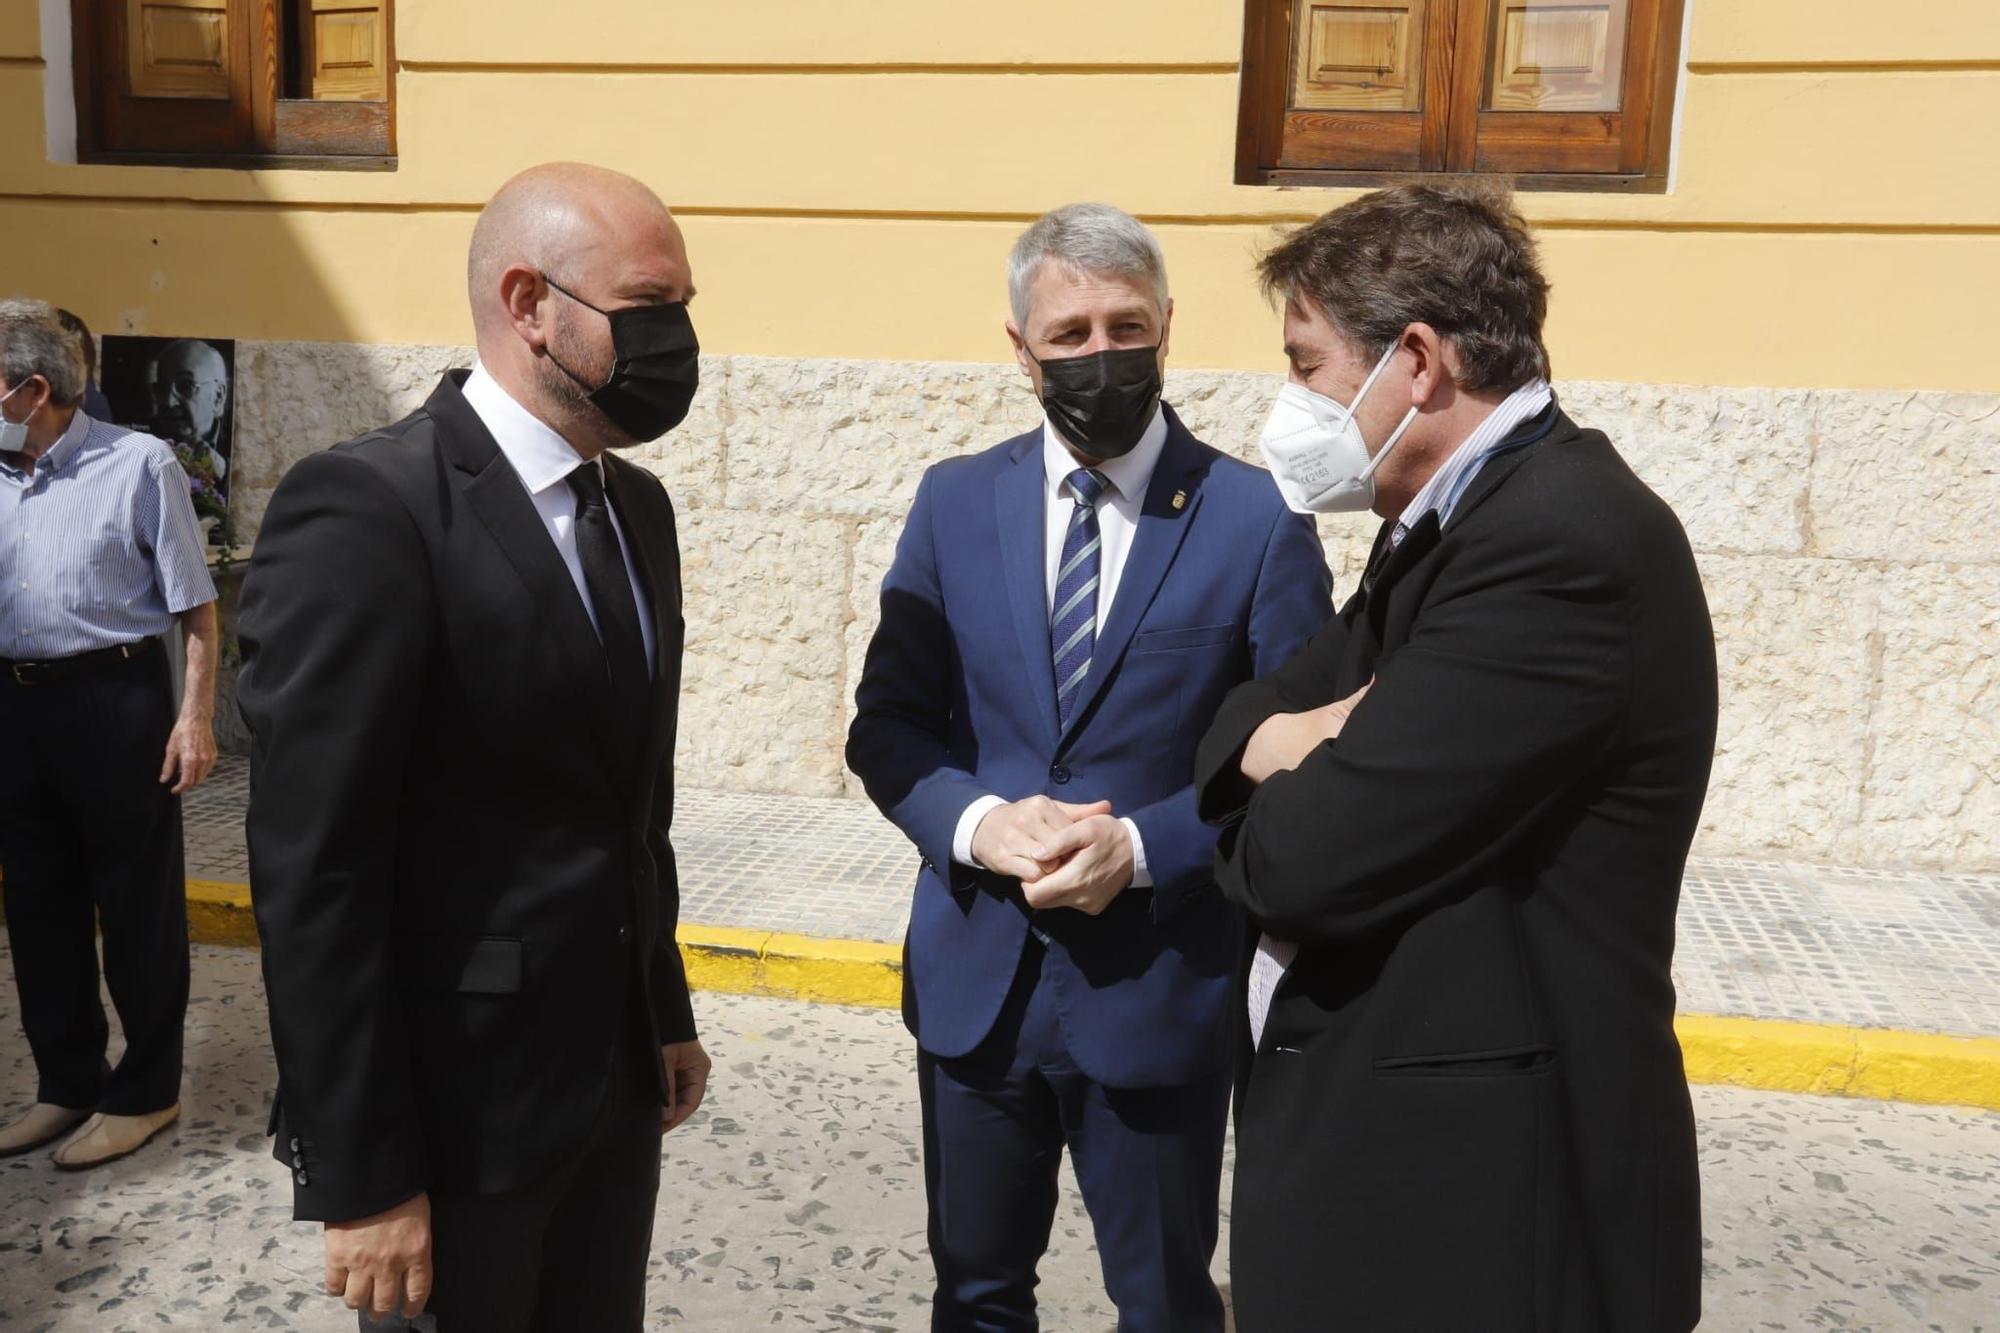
xmin=289 ymin=1136 xmax=301 ymax=1153
xmin=1051 ymin=764 xmax=1071 ymax=785
xmin=294 ymin=1169 xmax=309 ymax=1186
xmin=617 ymin=924 xmax=631 ymax=942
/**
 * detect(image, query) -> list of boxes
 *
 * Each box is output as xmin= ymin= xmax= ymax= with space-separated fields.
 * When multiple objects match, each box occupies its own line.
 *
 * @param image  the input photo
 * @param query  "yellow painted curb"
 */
xmin=1675 ymin=1013 xmax=2000 ymax=1113
xmin=679 ymin=924 xmax=903 ymax=1009
xmin=178 ymin=879 xmax=905 ymax=1008
xmin=172 ymin=880 xmax=2000 ymax=1112
xmin=186 ymin=878 xmax=261 ymax=948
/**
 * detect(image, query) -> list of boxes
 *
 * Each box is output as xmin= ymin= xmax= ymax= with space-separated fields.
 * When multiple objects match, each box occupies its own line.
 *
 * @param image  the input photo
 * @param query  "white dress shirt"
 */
xmin=461 ymin=364 xmax=657 ymax=676
xmin=1247 ymin=381 xmax=1555 ymax=1050
xmin=949 ymin=406 xmax=1172 ymax=886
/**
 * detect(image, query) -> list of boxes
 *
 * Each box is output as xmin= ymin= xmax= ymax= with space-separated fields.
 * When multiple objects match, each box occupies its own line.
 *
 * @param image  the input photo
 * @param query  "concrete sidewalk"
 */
xmin=185 ymin=758 xmax=2000 ymax=1108
xmin=3 ymin=943 xmax=1998 ymax=1332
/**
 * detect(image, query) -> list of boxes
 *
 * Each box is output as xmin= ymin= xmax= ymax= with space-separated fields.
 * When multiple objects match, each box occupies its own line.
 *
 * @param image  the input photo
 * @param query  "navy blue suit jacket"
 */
xmin=847 ymin=406 xmax=1332 ymax=1088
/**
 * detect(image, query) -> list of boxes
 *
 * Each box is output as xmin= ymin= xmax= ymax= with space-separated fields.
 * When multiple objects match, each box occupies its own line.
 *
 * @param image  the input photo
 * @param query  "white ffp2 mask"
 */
xmin=0 ymin=380 xmax=34 ymax=454
xmin=1256 ymin=341 xmax=1417 ymax=514
xmin=0 ymin=376 xmax=34 ymax=454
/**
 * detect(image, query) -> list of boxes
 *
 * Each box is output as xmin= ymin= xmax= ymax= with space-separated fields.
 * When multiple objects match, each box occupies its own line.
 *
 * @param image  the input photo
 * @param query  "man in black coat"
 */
xmin=1195 ymin=184 xmax=1717 ymax=1331
xmin=237 ymin=162 xmax=709 ymax=1331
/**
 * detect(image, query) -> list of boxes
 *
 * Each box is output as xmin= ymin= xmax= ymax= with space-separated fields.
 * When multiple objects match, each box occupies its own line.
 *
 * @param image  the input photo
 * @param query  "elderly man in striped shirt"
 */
xmin=0 ymin=298 xmax=219 ymax=1169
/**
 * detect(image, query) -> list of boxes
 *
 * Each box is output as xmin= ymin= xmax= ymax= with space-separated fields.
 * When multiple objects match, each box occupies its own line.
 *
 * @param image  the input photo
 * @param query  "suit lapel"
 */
xmin=994 ymin=432 xmax=1063 ymax=748
xmin=603 ymin=455 xmax=685 ymax=786
xmin=1364 ymin=510 xmax=1440 ymax=640
xmin=430 ymin=372 xmax=620 ymax=782
xmin=1357 ymin=517 xmax=1398 ymax=596
xmin=1357 ymin=400 xmax=1570 ymax=640
xmin=1059 ymin=412 xmax=1208 ymax=746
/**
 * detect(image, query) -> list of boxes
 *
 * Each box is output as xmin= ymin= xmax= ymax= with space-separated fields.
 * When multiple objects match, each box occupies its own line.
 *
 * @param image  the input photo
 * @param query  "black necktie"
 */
xmin=567 ymin=463 xmax=651 ymax=771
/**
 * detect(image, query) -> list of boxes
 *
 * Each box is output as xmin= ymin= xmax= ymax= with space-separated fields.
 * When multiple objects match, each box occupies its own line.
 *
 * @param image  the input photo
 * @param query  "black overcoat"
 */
xmin=1195 ymin=407 xmax=1716 ymax=1332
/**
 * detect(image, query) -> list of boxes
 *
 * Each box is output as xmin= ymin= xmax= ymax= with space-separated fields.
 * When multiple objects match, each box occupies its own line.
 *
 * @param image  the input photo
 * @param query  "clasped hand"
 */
xmin=970 ymin=796 xmax=1133 ymax=916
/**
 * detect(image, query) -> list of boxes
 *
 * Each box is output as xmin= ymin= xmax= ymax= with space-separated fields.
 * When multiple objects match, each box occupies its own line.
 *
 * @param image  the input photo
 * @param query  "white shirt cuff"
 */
xmin=955 ymin=801 xmax=1150 ymax=887
xmin=953 ymin=795 xmax=1008 ymax=867
xmin=1121 ymin=817 xmax=1152 ymax=889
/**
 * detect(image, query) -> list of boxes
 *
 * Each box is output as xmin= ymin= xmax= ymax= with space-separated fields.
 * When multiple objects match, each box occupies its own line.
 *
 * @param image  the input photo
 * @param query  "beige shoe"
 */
xmin=51 ymin=1103 xmax=180 ymax=1170
xmin=0 ymin=1103 xmax=91 ymax=1156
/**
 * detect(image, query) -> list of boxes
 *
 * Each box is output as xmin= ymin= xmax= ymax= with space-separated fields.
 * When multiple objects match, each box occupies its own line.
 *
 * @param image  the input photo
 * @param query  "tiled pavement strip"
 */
xmin=186 ymin=757 xmax=2000 ymax=1041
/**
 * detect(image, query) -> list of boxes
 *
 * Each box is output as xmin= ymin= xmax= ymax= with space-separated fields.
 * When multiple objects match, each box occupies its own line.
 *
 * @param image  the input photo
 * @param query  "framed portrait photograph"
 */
xmin=100 ymin=335 xmax=238 ymax=545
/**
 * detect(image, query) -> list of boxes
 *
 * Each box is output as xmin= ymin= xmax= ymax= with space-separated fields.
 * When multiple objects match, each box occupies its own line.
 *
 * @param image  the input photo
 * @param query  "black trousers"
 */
xmin=362 ymin=1011 xmax=666 ymax=1333
xmin=0 ymin=646 xmax=189 ymax=1115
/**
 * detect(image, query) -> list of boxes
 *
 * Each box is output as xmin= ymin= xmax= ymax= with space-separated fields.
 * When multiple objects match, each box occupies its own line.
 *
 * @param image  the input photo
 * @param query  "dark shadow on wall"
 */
xmin=19 ymin=0 xmax=485 ymax=752
xmin=9 ymin=109 xmax=481 ymax=1333
xmin=54 ymin=209 xmax=475 ymax=756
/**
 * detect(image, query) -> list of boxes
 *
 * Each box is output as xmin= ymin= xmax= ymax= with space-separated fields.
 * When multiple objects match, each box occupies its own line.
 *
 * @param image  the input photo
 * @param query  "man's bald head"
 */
xmin=154 ymin=338 xmax=227 ymax=380
xmin=465 ymin=161 xmax=698 ymax=457
xmin=468 ymin=163 xmax=685 ymax=337
xmin=149 ymin=339 xmax=230 ymax=444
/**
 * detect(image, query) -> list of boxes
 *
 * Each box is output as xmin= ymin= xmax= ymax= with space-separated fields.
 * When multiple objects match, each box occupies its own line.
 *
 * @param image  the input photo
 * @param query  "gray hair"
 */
xmin=0 ymin=298 xmax=87 ymax=406
xmin=1007 ymin=203 xmax=1169 ymax=329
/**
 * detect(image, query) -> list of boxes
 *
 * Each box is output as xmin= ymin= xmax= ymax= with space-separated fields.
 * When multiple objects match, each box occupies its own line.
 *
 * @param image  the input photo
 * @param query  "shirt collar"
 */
xmin=1396 ymin=380 xmax=1553 ymax=535
xmin=4 ymin=408 xmax=92 ymax=479
xmin=1041 ymin=403 xmax=1169 ymax=504
xmin=462 ymin=362 xmax=596 ymax=496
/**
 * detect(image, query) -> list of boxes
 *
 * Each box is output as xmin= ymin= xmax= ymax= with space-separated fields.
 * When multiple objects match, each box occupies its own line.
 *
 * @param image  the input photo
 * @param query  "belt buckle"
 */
xmin=10 ymin=662 xmax=41 ymax=686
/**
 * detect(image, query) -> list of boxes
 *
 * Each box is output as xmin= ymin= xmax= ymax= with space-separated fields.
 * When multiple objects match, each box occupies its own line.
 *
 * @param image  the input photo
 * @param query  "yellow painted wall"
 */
xmin=4 ymin=0 xmax=1997 ymax=390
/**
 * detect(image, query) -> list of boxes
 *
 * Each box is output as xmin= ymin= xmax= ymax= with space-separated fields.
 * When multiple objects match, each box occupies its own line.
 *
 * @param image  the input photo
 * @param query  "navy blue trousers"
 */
xmin=917 ymin=939 xmax=1229 ymax=1332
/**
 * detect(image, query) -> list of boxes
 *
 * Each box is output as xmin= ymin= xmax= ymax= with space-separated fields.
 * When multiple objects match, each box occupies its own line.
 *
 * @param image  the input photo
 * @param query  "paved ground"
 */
xmin=186 ymin=759 xmax=2000 ymax=1039
xmin=1 ymin=944 xmax=1996 ymax=1331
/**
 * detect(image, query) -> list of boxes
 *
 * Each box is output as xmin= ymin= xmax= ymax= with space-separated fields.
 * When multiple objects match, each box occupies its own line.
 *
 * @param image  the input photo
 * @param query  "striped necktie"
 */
xmin=1052 ymin=467 xmax=1110 ymax=730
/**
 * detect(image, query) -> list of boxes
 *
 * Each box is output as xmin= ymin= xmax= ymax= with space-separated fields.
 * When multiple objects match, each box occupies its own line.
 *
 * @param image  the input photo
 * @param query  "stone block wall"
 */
xmin=221 ymin=342 xmax=2000 ymax=872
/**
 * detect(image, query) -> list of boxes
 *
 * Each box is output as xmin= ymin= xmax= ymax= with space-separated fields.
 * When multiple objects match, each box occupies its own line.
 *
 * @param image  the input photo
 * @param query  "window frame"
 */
xmin=1235 ymin=0 xmax=1687 ymax=193
xmin=70 ymin=0 xmax=397 ymax=170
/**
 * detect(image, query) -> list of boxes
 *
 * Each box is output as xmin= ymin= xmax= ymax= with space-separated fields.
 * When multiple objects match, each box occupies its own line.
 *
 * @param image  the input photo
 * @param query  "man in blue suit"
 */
xmin=847 ymin=204 xmax=1332 ymax=1331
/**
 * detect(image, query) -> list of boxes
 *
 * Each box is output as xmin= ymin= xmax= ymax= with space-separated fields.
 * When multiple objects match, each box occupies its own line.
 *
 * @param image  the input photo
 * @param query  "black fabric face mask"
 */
xmin=543 ymin=275 xmax=701 ymax=444
xmin=1033 ymin=345 xmax=1163 ymax=460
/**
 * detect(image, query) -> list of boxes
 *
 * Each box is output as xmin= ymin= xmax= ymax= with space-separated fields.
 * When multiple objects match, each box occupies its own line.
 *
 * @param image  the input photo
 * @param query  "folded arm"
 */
xmin=1215 ymin=523 xmax=1630 ymax=943
xmin=1194 ymin=510 xmax=1349 ymax=825
xmin=1142 ymin=504 xmax=1335 ymax=918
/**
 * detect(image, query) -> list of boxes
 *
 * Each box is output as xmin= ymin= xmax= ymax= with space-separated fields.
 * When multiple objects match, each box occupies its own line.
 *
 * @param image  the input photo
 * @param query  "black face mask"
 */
xmin=543 ymin=275 xmax=700 ymax=444
xmin=1032 ymin=345 xmax=1163 ymax=461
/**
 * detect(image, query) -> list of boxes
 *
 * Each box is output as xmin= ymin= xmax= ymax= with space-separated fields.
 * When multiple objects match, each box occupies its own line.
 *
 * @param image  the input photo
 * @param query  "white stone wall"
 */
xmin=224 ymin=342 xmax=2000 ymax=873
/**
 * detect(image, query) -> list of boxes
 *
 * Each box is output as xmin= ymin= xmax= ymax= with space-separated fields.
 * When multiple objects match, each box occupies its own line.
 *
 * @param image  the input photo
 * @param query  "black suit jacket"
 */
xmin=237 ymin=371 xmax=696 ymax=1223
xmin=1194 ymin=408 xmax=1716 ymax=1332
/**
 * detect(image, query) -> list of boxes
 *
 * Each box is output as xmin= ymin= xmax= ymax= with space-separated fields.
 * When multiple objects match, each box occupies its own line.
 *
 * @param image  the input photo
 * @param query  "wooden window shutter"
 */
xmin=79 ymin=0 xmax=258 ymax=154
xmin=268 ymin=0 xmax=393 ymax=154
xmin=1237 ymin=0 xmax=1685 ymax=190
xmin=300 ymin=0 xmax=388 ymax=101
xmin=1244 ymin=0 xmax=1455 ymax=173
xmin=73 ymin=0 xmax=396 ymax=164
xmin=1449 ymin=0 xmax=1680 ymax=177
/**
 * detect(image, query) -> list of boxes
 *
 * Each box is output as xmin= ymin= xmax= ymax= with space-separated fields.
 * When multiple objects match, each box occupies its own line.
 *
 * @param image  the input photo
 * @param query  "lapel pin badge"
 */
xmin=1171 ymin=489 xmax=1187 ymax=511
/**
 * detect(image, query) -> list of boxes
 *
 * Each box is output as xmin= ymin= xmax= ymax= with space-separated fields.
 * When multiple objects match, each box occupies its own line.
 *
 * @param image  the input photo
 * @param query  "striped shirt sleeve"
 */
xmin=145 ymin=447 xmax=219 ymax=614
